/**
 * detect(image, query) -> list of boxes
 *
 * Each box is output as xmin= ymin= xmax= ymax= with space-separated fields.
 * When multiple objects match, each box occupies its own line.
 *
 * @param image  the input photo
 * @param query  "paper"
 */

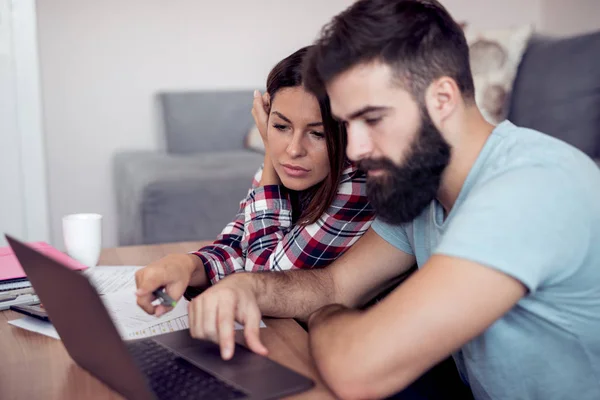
xmin=8 ymin=266 xmax=266 ymax=340
xmin=9 ymin=307 xmax=265 ymax=341
xmin=8 ymin=316 xmax=60 ymax=340
xmin=85 ymin=265 xmax=142 ymax=295
xmin=124 ymin=315 xmax=191 ymax=340
xmin=0 ymin=242 xmax=87 ymax=281
xmin=0 ymin=0 xmax=10 ymax=56
xmin=101 ymin=289 xmax=190 ymax=337
xmin=125 ymin=314 xmax=266 ymax=340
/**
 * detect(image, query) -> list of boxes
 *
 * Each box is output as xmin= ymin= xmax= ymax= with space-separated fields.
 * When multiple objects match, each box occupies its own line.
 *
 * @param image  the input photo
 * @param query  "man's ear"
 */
xmin=424 ymin=77 xmax=460 ymax=127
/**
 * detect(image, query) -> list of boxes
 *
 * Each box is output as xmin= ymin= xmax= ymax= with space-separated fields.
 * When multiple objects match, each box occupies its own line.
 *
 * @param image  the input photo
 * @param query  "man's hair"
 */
xmin=304 ymin=0 xmax=475 ymax=104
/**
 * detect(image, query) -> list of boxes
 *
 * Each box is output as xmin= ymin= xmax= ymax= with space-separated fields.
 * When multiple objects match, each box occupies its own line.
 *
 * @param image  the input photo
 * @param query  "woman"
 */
xmin=135 ymin=46 xmax=374 ymax=315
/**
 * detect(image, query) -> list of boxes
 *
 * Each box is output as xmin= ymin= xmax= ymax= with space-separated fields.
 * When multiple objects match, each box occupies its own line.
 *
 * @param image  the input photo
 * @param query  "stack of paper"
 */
xmin=8 ymin=265 xmax=263 ymax=340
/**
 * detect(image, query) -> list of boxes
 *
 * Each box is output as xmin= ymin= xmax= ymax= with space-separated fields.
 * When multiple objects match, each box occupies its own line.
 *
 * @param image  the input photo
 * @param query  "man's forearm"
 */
xmin=307 ymin=304 xmax=365 ymax=398
xmin=244 ymin=269 xmax=336 ymax=320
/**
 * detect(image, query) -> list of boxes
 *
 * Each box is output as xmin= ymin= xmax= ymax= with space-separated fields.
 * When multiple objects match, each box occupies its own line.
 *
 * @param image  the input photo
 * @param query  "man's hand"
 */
xmin=188 ymin=273 xmax=268 ymax=360
xmin=135 ymin=253 xmax=205 ymax=317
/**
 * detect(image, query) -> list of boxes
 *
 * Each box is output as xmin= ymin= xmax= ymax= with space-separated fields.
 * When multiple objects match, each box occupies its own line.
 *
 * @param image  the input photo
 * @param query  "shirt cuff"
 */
xmin=190 ymin=252 xmax=219 ymax=286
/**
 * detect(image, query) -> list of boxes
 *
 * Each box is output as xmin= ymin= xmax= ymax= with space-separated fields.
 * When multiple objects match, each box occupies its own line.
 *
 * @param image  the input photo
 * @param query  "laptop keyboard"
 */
xmin=126 ymin=339 xmax=247 ymax=400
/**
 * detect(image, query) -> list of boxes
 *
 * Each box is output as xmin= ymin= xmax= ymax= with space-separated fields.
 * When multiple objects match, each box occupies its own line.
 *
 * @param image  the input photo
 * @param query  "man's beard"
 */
xmin=358 ymin=111 xmax=451 ymax=225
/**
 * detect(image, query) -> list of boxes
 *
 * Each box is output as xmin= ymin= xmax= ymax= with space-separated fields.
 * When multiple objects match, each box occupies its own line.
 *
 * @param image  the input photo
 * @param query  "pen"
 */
xmin=152 ymin=287 xmax=177 ymax=308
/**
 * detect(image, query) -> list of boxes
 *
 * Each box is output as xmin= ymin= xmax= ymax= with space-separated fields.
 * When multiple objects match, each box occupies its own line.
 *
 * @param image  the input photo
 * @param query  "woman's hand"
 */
xmin=135 ymin=253 xmax=207 ymax=317
xmin=253 ymin=90 xmax=281 ymax=186
xmin=252 ymin=89 xmax=270 ymax=145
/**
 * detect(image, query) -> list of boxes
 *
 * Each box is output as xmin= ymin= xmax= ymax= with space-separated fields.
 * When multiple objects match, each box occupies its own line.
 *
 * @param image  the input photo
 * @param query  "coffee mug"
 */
xmin=62 ymin=213 xmax=102 ymax=268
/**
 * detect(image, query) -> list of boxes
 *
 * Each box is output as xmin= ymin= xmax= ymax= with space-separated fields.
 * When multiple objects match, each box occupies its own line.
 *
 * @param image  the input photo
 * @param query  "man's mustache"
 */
xmin=357 ymin=158 xmax=397 ymax=172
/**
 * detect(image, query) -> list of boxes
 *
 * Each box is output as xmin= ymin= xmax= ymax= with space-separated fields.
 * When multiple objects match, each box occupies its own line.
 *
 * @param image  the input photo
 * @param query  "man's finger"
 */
xmin=217 ymin=296 xmax=237 ymax=360
xmin=242 ymin=305 xmax=268 ymax=356
xmin=189 ymin=297 xmax=205 ymax=339
xmin=202 ymin=296 xmax=219 ymax=343
xmin=187 ymin=301 xmax=195 ymax=336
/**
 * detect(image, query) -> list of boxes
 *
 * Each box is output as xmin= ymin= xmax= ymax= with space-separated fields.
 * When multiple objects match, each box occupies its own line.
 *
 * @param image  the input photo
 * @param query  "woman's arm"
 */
xmin=192 ymin=167 xmax=264 ymax=285
xmin=241 ymin=164 xmax=375 ymax=271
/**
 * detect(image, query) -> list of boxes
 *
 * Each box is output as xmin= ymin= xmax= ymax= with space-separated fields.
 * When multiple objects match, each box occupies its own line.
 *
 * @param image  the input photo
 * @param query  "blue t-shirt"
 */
xmin=372 ymin=121 xmax=600 ymax=399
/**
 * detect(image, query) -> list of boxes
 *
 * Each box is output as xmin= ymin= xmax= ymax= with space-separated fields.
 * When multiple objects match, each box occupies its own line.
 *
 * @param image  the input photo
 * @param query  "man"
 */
xmin=136 ymin=1 xmax=600 ymax=398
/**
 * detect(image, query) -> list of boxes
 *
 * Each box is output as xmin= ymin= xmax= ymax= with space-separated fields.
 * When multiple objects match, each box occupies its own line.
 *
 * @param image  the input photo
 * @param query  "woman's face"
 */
xmin=267 ymin=86 xmax=330 ymax=191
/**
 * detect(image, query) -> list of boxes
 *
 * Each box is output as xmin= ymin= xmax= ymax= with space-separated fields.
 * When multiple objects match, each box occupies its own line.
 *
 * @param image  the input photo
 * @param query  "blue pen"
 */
xmin=152 ymin=288 xmax=177 ymax=307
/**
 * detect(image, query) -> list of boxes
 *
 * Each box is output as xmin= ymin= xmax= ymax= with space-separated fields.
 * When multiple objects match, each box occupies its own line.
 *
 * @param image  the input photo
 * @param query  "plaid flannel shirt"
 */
xmin=193 ymin=163 xmax=375 ymax=284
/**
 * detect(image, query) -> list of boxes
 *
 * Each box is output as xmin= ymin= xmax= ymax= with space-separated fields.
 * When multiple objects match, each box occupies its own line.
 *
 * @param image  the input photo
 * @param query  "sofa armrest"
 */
xmin=113 ymin=150 xmax=263 ymax=246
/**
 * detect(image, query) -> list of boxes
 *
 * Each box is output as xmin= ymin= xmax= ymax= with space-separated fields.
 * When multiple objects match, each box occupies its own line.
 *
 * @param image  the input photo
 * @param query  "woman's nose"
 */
xmin=286 ymin=131 xmax=308 ymax=158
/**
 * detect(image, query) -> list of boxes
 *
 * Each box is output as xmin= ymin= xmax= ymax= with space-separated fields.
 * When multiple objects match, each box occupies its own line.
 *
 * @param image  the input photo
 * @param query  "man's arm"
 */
xmin=307 ymin=255 xmax=526 ymax=400
xmin=252 ymin=227 xmax=416 ymax=320
xmin=187 ymin=227 xmax=415 ymax=359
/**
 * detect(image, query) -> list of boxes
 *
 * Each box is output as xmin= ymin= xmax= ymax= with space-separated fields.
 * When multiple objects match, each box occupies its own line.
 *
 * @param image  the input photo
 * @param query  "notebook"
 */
xmin=0 ymin=242 xmax=87 ymax=282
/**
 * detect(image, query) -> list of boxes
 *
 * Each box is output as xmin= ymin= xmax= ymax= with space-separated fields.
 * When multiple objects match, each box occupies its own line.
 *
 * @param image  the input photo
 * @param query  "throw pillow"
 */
xmin=465 ymin=25 xmax=533 ymax=124
xmin=507 ymin=31 xmax=600 ymax=157
xmin=244 ymin=124 xmax=265 ymax=154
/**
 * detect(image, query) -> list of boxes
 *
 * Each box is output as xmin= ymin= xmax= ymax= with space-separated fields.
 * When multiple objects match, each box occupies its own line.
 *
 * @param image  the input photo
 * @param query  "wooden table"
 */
xmin=0 ymin=241 xmax=335 ymax=399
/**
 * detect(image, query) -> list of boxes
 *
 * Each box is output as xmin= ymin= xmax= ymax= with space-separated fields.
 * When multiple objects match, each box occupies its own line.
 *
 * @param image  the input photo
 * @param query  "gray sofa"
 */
xmin=114 ymin=91 xmax=263 ymax=245
xmin=114 ymin=30 xmax=600 ymax=246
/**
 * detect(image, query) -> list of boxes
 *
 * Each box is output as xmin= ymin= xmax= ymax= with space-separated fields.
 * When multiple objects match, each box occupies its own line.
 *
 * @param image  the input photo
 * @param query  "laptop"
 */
xmin=5 ymin=235 xmax=314 ymax=400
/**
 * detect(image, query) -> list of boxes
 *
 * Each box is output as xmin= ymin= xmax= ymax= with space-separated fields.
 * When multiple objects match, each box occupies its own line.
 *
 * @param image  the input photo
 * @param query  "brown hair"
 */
xmin=304 ymin=0 xmax=475 ymax=105
xmin=266 ymin=46 xmax=346 ymax=225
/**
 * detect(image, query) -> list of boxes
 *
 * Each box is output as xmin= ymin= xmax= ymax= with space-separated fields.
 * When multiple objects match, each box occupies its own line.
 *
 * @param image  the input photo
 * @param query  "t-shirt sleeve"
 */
xmin=372 ymin=218 xmax=415 ymax=256
xmin=435 ymin=166 xmax=590 ymax=292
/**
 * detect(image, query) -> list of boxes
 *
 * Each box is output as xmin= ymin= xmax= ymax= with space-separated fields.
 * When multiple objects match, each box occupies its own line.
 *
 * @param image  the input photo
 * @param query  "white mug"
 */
xmin=62 ymin=213 xmax=102 ymax=268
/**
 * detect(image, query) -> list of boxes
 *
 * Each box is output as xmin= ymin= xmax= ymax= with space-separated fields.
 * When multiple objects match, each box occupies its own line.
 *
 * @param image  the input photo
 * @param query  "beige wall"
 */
xmin=36 ymin=0 xmax=599 ymax=249
xmin=443 ymin=0 xmax=543 ymax=29
xmin=540 ymin=0 xmax=600 ymax=36
xmin=36 ymin=0 xmax=355 ymax=248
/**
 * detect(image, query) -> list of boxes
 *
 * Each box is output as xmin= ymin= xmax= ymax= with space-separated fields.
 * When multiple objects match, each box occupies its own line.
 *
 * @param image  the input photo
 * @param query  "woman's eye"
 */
xmin=273 ymin=124 xmax=289 ymax=131
xmin=310 ymin=131 xmax=325 ymax=139
xmin=365 ymin=117 xmax=382 ymax=126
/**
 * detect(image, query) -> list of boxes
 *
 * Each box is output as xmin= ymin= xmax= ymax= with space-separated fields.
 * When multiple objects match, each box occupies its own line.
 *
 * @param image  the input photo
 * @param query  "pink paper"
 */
xmin=0 ymin=242 xmax=88 ymax=281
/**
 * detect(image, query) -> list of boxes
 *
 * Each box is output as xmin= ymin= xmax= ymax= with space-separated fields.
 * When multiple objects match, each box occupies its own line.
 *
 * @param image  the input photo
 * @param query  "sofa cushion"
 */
xmin=113 ymin=150 xmax=264 ymax=245
xmin=508 ymin=31 xmax=600 ymax=157
xmin=159 ymin=90 xmax=256 ymax=155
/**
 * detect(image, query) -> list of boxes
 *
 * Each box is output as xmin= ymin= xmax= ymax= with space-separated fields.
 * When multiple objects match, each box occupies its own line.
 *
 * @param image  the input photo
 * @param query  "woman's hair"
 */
xmin=265 ymin=46 xmax=346 ymax=226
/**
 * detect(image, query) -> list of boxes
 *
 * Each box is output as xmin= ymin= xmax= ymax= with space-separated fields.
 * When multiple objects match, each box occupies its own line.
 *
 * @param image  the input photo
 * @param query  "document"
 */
xmin=85 ymin=265 xmax=142 ymax=295
xmin=8 ymin=316 xmax=60 ymax=340
xmin=7 ymin=264 xmax=266 ymax=340
xmin=101 ymin=289 xmax=190 ymax=337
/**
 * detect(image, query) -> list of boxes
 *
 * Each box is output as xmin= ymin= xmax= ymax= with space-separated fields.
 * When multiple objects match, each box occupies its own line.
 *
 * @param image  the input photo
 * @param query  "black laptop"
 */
xmin=5 ymin=235 xmax=314 ymax=400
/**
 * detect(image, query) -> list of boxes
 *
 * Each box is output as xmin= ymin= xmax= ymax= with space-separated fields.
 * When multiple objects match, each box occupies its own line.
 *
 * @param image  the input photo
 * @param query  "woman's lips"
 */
xmin=281 ymin=164 xmax=310 ymax=178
